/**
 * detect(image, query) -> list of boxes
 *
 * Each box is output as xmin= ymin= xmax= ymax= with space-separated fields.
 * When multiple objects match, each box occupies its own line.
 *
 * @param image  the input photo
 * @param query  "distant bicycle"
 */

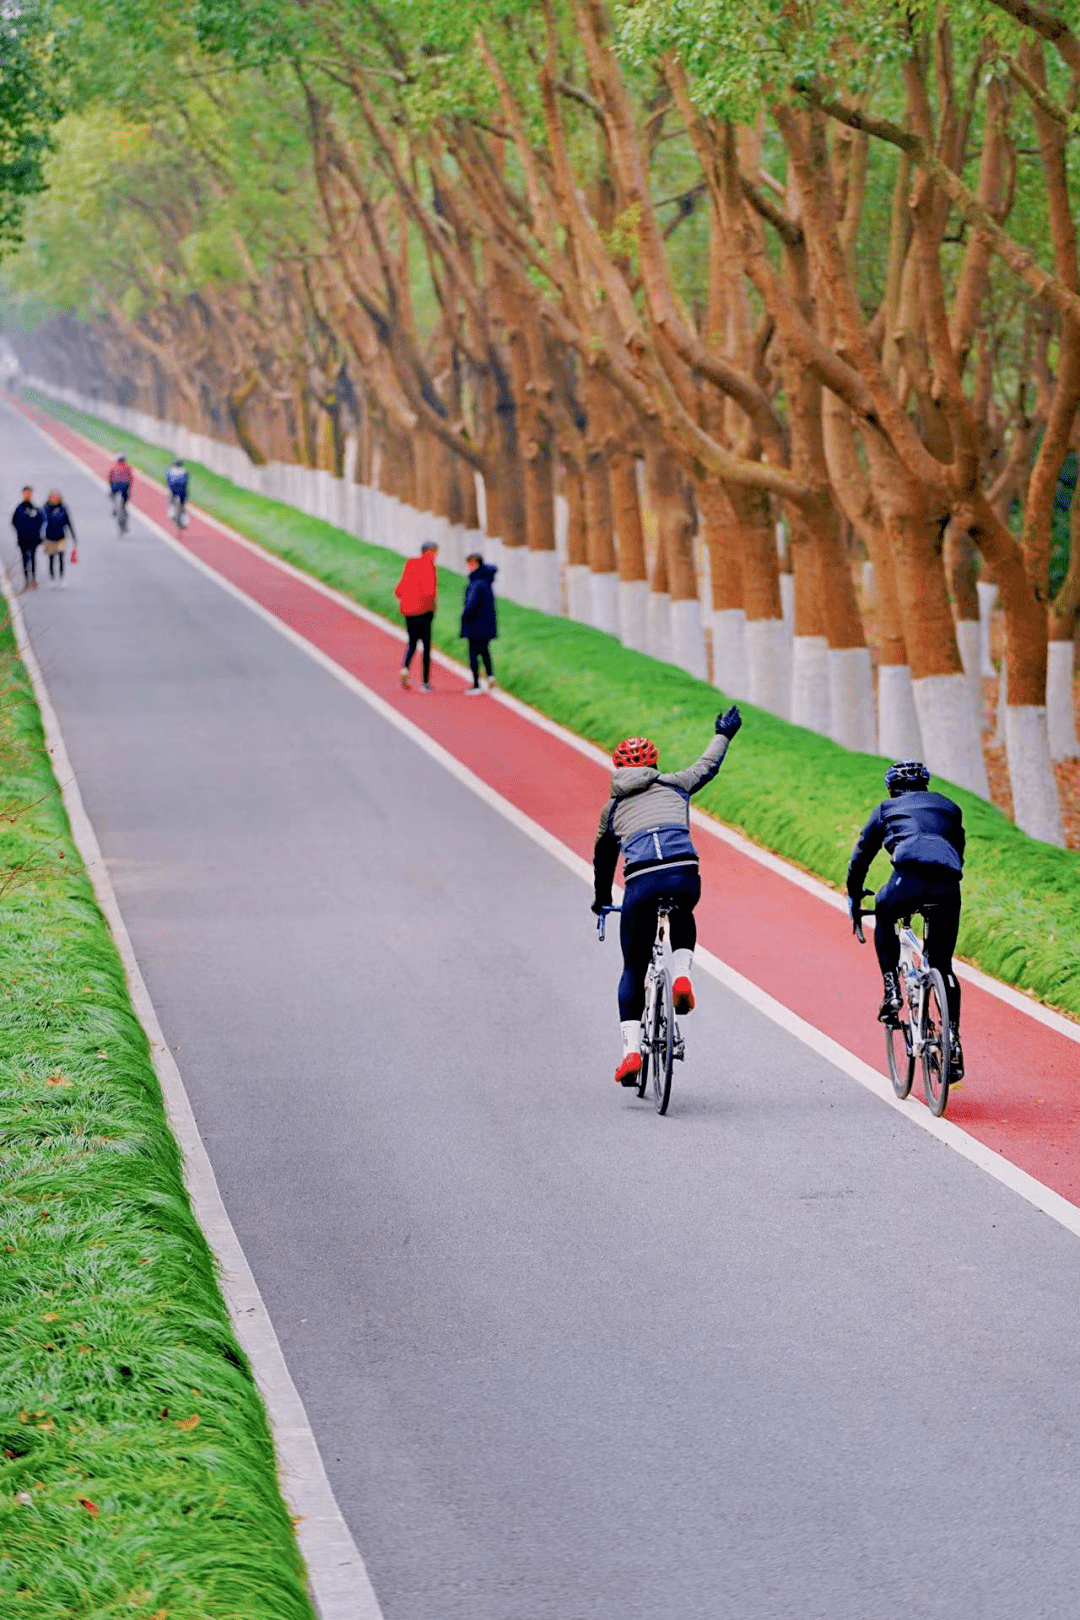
xmin=855 ymin=891 xmax=953 ymax=1116
xmin=598 ymin=901 xmax=685 ymax=1115
xmin=110 ymin=489 xmax=129 ymax=536
xmin=168 ymin=493 xmax=189 ymax=530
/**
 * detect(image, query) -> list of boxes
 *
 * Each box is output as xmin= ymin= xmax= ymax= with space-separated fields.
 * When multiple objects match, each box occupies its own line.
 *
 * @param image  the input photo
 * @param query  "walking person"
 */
xmin=394 ymin=540 xmax=439 ymax=691
xmin=42 ymin=490 xmax=76 ymax=586
xmin=11 ymin=486 xmax=43 ymax=590
xmin=461 ymin=552 xmax=498 ymax=695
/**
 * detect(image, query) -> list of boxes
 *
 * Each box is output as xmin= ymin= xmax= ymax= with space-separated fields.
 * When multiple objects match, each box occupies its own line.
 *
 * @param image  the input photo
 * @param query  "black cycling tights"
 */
xmin=618 ymin=866 xmax=701 ymax=1021
xmin=874 ymin=869 xmax=962 ymax=1027
xmin=48 ymin=550 xmax=65 ymax=578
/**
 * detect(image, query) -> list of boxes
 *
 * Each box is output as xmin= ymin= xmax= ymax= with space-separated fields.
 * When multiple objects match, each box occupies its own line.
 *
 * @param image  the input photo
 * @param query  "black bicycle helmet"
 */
xmin=884 ymin=759 xmax=930 ymax=794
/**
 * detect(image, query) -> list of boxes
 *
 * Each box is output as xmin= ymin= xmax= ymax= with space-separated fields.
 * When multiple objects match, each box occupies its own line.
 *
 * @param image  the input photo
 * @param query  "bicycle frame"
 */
xmin=596 ymin=903 xmax=685 ymax=1064
xmin=896 ymin=921 xmax=932 ymax=1057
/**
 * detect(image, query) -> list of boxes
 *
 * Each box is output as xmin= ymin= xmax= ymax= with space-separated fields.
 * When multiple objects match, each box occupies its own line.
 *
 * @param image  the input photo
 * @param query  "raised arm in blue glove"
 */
xmin=716 ymin=705 xmax=742 ymax=739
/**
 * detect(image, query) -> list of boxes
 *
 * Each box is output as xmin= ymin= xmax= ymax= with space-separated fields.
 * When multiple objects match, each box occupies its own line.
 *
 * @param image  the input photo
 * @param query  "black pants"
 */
xmin=48 ymin=548 xmax=65 ymax=578
xmin=468 ymin=638 xmax=493 ymax=685
xmin=18 ymin=541 xmax=39 ymax=581
xmin=874 ymin=868 xmax=962 ymax=1027
xmin=402 ymin=613 xmax=433 ymax=684
xmin=619 ymin=865 xmax=701 ymax=1021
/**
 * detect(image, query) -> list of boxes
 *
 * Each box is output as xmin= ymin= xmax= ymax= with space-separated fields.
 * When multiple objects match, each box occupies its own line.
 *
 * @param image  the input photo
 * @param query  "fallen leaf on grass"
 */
xmin=45 ymin=1074 xmax=71 ymax=1088
xmin=175 ymin=1414 xmax=200 ymax=1432
xmin=41 ymin=1312 xmax=59 ymax=1322
xmin=76 ymin=1497 xmax=99 ymax=1518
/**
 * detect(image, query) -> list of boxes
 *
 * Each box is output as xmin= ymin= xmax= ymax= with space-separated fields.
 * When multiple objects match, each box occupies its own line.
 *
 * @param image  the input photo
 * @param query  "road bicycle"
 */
xmin=855 ymin=892 xmax=953 ymax=1117
xmin=110 ymin=488 xmax=130 ymax=536
xmin=597 ymin=901 xmax=685 ymax=1115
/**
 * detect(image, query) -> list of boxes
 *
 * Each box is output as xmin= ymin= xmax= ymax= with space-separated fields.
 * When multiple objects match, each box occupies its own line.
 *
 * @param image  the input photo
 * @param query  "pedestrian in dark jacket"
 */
xmin=11 ymin=487 xmax=43 ymax=589
xmin=847 ymin=758 xmax=966 ymax=1075
xmin=461 ymin=553 xmax=497 ymax=695
xmin=42 ymin=491 xmax=76 ymax=584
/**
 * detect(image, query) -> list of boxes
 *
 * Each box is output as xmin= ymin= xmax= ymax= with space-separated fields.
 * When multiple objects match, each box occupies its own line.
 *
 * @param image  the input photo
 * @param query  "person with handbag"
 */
xmin=42 ymin=491 xmax=77 ymax=585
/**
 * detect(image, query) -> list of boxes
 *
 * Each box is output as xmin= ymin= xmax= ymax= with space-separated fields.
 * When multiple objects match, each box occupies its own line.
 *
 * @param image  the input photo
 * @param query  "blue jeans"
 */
xmin=618 ymin=865 xmax=701 ymax=1021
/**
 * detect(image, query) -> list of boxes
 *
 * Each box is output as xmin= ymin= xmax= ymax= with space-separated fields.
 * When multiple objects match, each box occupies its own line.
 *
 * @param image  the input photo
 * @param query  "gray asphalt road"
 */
xmin=7 ymin=405 xmax=1080 ymax=1620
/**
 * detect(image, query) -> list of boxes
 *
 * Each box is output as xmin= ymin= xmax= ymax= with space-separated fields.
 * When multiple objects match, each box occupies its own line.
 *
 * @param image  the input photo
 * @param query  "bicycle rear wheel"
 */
xmin=651 ymin=969 xmax=674 ymax=1115
xmin=885 ymin=1017 xmax=914 ymax=1099
xmin=921 ymin=968 xmax=952 ymax=1116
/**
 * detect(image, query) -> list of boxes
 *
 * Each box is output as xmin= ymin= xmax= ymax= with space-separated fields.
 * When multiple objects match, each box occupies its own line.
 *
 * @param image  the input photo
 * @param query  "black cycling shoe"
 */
xmin=877 ymin=972 xmax=903 ymax=1026
xmin=950 ymin=1026 xmax=964 ymax=1081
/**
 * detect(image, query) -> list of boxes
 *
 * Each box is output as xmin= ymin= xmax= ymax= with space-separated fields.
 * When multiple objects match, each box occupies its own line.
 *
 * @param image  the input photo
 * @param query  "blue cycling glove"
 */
xmin=716 ymin=705 xmax=742 ymax=739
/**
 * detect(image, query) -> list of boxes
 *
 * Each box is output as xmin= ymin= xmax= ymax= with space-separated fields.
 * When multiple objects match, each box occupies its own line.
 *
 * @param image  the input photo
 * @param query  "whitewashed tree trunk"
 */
xmin=589 ymin=571 xmax=619 ymax=636
xmin=911 ymin=674 xmax=989 ymax=797
xmin=1005 ymin=707 xmax=1065 ymax=844
xmin=711 ymin=608 xmax=748 ymax=698
xmin=1047 ymin=640 xmax=1080 ymax=760
xmin=791 ymin=636 xmax=830 ymax=733
xmin=474 ymin=472 xmax=488 ymax=534
xmin=647 ymin=592 xmax=673 ymax=664
xmin=527 ymin=550 xmax=560 ymax=615
xmin=861 ymin=560 xmax=875 ymax=601
xmin=877 ymin=665 xmax=923 ymax=758
xmin=994 ymin=658 xmax=1007 ymax=746
xmin=779 ymin=573 xmax=795 ymax=628
xmin=746 ymin=617 xmax=791 ymax=719
xmin=566 ymin=564 xmax=592 ymax=623
xmin=977 ymin=580 xmax=998 ymax=677
xmin=499 ymin=545 xmax=527 ymax=605
xmin=829 ymin=647 xmax=877 ymax=752
xmin=955 ymin=618 xmax=982 ymax=729
xmin=669 ymin=599 xmax=708 ymax=680
xmin=618 ymin=580 xmax=649 ymax=652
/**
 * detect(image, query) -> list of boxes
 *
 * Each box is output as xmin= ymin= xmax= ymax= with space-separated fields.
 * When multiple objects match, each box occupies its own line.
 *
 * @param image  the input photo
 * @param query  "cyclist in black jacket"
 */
xmin=847 ymin=760 xmax=965 ymax=1077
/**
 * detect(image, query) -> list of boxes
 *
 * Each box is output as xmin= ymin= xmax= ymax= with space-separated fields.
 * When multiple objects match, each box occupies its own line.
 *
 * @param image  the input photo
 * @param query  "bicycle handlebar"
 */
xmin=596 ymin=904 xmax=621 ymax=943
xmin=853 ymin=888 xmax=875 ymax=946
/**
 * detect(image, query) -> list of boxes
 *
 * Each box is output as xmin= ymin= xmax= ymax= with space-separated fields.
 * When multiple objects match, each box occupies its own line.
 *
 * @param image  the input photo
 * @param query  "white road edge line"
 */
xmin=2 ymin=403 xmax=383 ymax=1620
xmin=17 ymin=444 xmax=1080 ymax=1246
xmin=24 ymin=395 xmax=1080 ymax=1045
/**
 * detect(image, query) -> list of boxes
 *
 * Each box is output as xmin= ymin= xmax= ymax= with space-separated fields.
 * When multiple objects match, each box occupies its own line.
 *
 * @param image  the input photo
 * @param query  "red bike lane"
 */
xmin=21 ymin=398 xmax=1080 ymax=1209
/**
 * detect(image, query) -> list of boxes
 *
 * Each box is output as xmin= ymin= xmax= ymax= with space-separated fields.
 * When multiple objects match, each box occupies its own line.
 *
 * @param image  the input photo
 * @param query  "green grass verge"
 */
xmin=23 ymin=387 xmax=1080 ymax=1021
xmin=0 ymin=609 xmax=314 ymax=1615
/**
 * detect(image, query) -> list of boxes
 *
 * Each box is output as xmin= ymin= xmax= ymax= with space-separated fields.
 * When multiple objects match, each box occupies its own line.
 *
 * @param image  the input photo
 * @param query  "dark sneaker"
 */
xmin=878 ymin=972 xmax=903 ymax=1025
xmin=614 ymin=1052 xmax=642 ymax=1087
xmin=950 ymin=1026 xmax=964 ymax=1081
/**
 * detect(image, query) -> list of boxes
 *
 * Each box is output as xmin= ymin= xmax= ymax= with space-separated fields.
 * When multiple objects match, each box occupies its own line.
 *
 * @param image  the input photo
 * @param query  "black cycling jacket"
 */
xmin=847 ymin=790 xmax=965 ymax=900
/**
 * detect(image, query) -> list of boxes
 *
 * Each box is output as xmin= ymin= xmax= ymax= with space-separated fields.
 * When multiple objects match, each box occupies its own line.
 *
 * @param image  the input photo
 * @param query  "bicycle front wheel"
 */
xmin=921 ymin=968 xmax=952 ymax=1116
xmin=885 ymin=1017 xmax=914 ymax=1099
xmin=651 ymin=969 xmax=674 ymax=1115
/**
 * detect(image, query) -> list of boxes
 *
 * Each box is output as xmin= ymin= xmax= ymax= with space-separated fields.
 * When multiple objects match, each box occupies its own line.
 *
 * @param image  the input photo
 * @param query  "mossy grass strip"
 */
xmin=24 ymin=388 xmax=1080 ymax=1021
xmin=0 ymin=606 xmax=314 ymax=1614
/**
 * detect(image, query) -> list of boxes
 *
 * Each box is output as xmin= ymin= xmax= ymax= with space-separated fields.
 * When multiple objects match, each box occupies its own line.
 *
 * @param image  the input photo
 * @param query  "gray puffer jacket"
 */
xmin=593 ymin=734 xmax=730 ymax=903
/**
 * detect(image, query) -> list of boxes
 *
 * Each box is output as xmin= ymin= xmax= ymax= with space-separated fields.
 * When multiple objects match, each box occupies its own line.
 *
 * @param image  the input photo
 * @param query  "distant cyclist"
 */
xmin=593 ymin=707 xmax=742 ymax=1086
xmin=166 ymin=457 xmax=189 ymax=525
xmin=107 ymin=454 xmax=133 ymax=521
xmin=847 ymin=760 xmax=965 ymax=1077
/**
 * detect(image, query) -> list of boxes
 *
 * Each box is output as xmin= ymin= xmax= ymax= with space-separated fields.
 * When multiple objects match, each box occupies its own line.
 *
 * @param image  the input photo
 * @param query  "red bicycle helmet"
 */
xmin=612 ymin=736 xmax=658 ymax=769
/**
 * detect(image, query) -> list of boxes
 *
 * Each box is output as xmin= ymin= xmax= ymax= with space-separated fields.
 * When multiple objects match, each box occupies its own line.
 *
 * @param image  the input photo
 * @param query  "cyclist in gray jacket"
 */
xmin=593 ymin=706 xmax=742 ymax=1086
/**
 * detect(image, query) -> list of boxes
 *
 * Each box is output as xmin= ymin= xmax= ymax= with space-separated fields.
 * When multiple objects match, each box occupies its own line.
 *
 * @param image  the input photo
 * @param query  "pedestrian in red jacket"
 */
xmin=394 ymin=541 xmax=439 ymax=690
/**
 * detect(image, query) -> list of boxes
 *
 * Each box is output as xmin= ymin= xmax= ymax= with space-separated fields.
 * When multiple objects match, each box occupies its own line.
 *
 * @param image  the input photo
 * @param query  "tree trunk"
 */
xmin=610 ymin=451 xmax=649 ymax=650
xmin=698 ymin=479 xmax=748 ymax=697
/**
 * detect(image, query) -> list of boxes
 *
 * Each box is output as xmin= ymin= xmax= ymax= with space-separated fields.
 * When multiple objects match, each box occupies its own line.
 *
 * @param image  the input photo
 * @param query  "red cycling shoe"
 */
xmin=672 ymin=976 xmax=695 ymax=1014
xmin=614 ymin=1051 xmax=642 ymax=1087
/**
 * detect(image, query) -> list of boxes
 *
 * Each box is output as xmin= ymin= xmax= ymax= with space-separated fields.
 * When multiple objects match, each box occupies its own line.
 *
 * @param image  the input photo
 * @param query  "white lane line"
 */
xmin=2 ymin=402 xmax=382 ymax=1620
xmin=20 ymin=397 xmax=1080 ymax=1045
xmin=16 ymin=402 xmax=1080 ymax=1245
